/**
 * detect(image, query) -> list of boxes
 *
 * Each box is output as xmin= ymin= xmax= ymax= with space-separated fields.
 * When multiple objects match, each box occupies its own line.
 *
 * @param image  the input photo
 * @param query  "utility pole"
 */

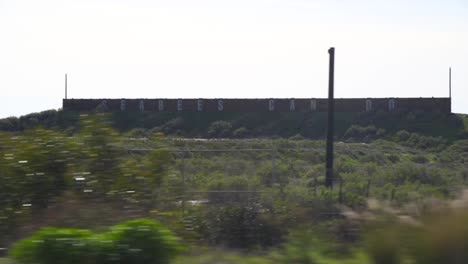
xmin=325 ymin=47 xmax=335 ymax=188
xmin=65 ymin=73 xmax=68 ymax=99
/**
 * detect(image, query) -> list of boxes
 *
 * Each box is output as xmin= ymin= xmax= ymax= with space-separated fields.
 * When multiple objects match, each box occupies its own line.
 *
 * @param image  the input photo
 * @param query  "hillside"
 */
xmin=1 ymin=112 xmax=468 ymax=263
xmin=1 ymin=109 xmax=467 ymax=142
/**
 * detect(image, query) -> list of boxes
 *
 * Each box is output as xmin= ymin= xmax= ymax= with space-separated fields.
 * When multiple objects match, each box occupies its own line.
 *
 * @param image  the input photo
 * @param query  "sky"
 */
xmin=0 ymin=0 xmax=467 ymax=117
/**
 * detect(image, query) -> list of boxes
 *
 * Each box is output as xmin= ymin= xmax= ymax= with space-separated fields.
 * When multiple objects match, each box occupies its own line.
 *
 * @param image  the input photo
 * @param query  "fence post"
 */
xmin=181 ymin=150 xmax=186 ymax=217
xmin=338 ymin=176 xmax=344 ymax=204
xmin=271 ymin=146 xmax=276 ymax=186
xmin=314 ymin=177 xmax=318 ymax=196
xmin=366 ymin=179 xmax=371 ymax=198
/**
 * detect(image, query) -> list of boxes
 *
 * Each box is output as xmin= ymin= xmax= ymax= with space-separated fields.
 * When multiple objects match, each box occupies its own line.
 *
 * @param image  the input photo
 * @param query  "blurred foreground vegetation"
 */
xmin=1 ymin=112 xmax=468 ymax=263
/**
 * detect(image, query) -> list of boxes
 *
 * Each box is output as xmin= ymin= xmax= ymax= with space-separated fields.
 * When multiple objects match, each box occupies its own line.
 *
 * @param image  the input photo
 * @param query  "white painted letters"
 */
xmin=197 ymin=99 xmax=203 ymax=112
xmin=388 ymin=99 xmax=395 ymax=111
xmin=289 ymin=99 xmax=295 ymax=111
xmin=177 ymin=99 xmax=183 ymax=112
xmin=218 ymin=99 xmax=224 ymax=111
xmin=158 ymin=100 xmax=164 ymax=111
xmin=366 ymin=99 xmax=372 ymax=112
xmin=310 ymin=99 xmax=317 ymax=111
xmin=269 ymin=100 xmax=275 ymax=111
xmin=120 ymin=99 xmax=126 ymax=111
xmin=101 ymin=100 xmax=108 ymax=111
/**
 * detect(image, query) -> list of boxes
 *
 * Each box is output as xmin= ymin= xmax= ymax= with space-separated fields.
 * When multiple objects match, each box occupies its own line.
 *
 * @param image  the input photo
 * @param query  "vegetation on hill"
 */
xmin=1 ymin=109 xmax=466 ymax=141
xmin=0 ymin=112 xmax=467 ymax=263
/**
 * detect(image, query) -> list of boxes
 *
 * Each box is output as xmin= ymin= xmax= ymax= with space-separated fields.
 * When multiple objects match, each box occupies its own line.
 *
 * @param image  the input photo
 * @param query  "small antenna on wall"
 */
xmin=449 ymin=67 xmax=452 ymax=99
xmin=65 ymin=73 xmax=68 ymax=99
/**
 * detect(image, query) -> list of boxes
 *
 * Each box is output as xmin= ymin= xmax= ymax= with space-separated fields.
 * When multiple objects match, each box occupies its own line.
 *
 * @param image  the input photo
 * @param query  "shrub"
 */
xmin=206 ymin=176 xmax=252 ymax=204
xmin=233 ymin=127 xmax=249 ymax=138
xmin=10 ymin=219 xmax=182 ymax=264
xmin=396 ymin=130 xmax=410 ymax=141
xmin=99 ymin=219 xmax=182 ymax=264
xmin=161 ymin=117 xmax=185 ymax=133
xmin=289 ymin=134 xmax=305 ymax=140
xmin=0 ymin=117 xmax=19 ymax=131
xmin=127 ymin=128 xmax=148 ymax=138
xmin=410 ymin=155 xmax=429 ymax=164
xmin=387 ymin=154 xmax=400 ymax=163
xmin=344 ymin=125 xmax=379 ymax=142
xmin=277 ymin=229 xmax=319 ymax=264
xmin=10 ymin=228 xmax=94 ymax=264
xmin=207 ymin=121 xmax=232 ymax=138
xmin=406 ymin=133 xmax=446 ymax=150
xmin=196 ymin=205 xmax=284 ymax=249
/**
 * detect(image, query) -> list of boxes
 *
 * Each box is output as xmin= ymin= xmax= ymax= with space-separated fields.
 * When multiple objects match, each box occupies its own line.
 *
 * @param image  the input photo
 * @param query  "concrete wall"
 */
xmin=63 ymin=98 xmax=451 ymax=113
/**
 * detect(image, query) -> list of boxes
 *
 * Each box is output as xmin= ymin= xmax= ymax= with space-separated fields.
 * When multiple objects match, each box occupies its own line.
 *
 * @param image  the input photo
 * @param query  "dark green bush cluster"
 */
xmin=10 ymin=228 xmax=93 ymax=264
xmin=344 ymin=125 xmax=385 ymax=142
xmin=195 ymin=205 xmax=283 ymax=249
xmin=207 ymin=120 xmax=233 ymax=138
xmin=396 ymin=130 xmax=446 ymax=150
xmin=10 ymin=219 xmax=182 ymax=264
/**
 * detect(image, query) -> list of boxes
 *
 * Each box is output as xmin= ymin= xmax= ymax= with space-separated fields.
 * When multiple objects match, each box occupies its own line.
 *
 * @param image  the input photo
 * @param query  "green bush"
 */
xmin=206 ymin=176 xmax=254 ymax=204
xmin=387 ymin=154 xmax=400 ymax=163
xmin=10 ymin=228 xmax=94 ymax=264
xmin=100 ymin=219 xmax=182 ymax=264
xmin=233 ymin=127 xmax=249 ymax=138
xmin=410 ymin=154 xmax=429 ymax=164
xmin=207 ymin=121 xmax=232 ymax=138
xmin=405 ymin=133 xmax=446 ymax=150
xmin=196 ymin=205 xmax=284 ymax=249
xmin=396 ymin=130 xmax=410 ymax=141
xmin=344 ymin=125 xmax=380 ymax=142
xmin=10 ymin=219 xmax=182 ymax=264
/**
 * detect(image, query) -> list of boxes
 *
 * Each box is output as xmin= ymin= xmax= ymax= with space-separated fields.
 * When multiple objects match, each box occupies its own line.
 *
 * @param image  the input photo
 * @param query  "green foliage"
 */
xmin=10 ymin=228 xmax=94 ymax=264
xmin=438 ymin=139 xmax=468 ymax=163
xmin=344 ymin=125 xmax=381 ymax=142
xmin=0 ymin=117 xmax=19 ymax=131
xmin=208 ymin=121 xmax=233 ymax=138
xmin=3 ymin=110 xmax=465 ymax=142
xmin=126 ymin=128 xmax=148 ymax=138
xmin=410 ymin=154 xmax=429 ymax=164
xmin=396 ymin=130 xmax=410 ymax=141
xmin=97 ymin=219 xmax=182 ymax=264
xmin=78 ymin=114 xmax=122 ymax=194
xmin=406 ymin=133 xmax=446 ymax=150
xmin=2 ymin=111 xmax=468 ymax=263
xmin=195 ymin=205 xmax=284 ymax=249
xmin=10 ymin=219 xmax=182 ymax=264
xmin=386 ymin=154 xmax=400 ymax=163
xmin=233 ymin=127 xmax=250 ymax=138
xmin=277 ymin=229 xmax=320 ymax=264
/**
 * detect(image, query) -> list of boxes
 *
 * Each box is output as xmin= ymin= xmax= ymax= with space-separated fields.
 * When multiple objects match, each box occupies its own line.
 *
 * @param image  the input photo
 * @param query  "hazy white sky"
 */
xmin=1 ymin=0 xmax=467 ymax=117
